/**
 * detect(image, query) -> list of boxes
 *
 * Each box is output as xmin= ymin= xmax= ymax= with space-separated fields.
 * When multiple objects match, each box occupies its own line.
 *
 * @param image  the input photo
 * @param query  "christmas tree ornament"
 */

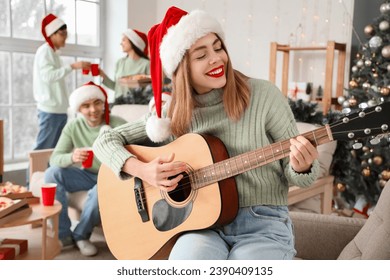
xmin=337 ymin=96 xmax=346 ymax=104
xmin=373 ymin=155 xmax=383 ymax=165
xmin=368 ymin=99 xmax=378 ymax=106
xmin=352 ymin=65 xmax=358 ymax=73
xmin=364 ymin=59 xmax=372 ymax=67
xmin=361 ymin=159 xmax=368 ymax=168
xmin=380 ymin=3 xmax=389 ymax=13
xmin=379 ymin=20 xmax=390 ymax=31
xmin=349 ymin=80 xmax=358 ymax=88
xmin=348 ymin=96 xmax=358 ymax=106
xmin=336 ymin=182 xmax=346 ymax=192
xmin=362 ymin=167 xmax=371 ymax=177
xmin=369 ymin=36 xmax=383 ymax=49
xmin=380 ymin=87 xmax=390 ymax=96
xmin=381 ymin=45 xmax=390 ymax=58
xmin=357 ymin=59 xmax=364 ymax=67
xmin=387 ymin=64 xmax=390 ymax=72
xmin=381 ymin=170 xmax=390 ymax=181
xmin=364 ymin=24 xmax=375 ymax=37
xmin=362 ymin=82 xmax=371 ymax=90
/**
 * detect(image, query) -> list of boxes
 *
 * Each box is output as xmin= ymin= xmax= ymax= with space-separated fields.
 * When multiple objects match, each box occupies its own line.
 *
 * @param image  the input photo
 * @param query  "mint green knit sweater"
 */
xmin=93 ymin=78 xmax=319 ymax=207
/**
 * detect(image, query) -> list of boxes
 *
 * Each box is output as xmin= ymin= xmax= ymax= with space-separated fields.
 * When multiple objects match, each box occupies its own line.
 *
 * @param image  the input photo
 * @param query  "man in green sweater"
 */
xmin=44 ymin=81 xmax=126 ymax=256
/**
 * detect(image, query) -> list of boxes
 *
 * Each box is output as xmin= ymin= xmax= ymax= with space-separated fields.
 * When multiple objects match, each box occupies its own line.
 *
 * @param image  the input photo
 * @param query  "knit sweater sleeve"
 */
xmin=261 ymin=81 xmax=320 ymax=187
xmin=93 ymin=113 xmax=152 ymax=180
xmin=38 ymin=45 xmax=72 ymax=83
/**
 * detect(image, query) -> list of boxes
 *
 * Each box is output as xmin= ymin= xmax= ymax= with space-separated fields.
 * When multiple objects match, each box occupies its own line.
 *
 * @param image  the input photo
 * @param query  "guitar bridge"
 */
xmin=134 ymin=177 xmax=149 ymax=222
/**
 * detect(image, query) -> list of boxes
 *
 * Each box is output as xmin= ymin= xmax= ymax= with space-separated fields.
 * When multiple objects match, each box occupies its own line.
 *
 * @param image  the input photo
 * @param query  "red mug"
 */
xmin=82 ymin=68 xmax=90 ymax=75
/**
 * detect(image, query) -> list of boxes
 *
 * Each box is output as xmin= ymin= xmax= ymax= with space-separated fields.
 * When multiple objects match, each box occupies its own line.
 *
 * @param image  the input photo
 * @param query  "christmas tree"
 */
xmin=332 ymin=0 xmax=390 ymax=212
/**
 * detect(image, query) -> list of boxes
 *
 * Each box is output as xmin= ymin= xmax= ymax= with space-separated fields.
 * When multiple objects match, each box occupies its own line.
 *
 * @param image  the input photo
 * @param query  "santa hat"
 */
xmin=69 ymin=81 xmax=110 ymax=126
xmin=123 ymin=28 xmax=149 ymax=56
xmin=41 ymin=13 xmax=65 ymax=49
xmin=146 ymin=6 xmax=224 ymax=142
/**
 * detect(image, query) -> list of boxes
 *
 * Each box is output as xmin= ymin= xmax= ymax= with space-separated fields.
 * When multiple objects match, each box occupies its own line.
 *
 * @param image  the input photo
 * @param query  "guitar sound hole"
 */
xmin=167 ymin=172 xmax=191 ymax=203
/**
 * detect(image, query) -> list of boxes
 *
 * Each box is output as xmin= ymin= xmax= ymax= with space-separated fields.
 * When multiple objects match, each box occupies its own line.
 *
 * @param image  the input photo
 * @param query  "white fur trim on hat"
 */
xmin=160 ymin=10 xmax=225 ymax=78
xmin=123 ymin=29 xmax=146 ymax=52
xmin=45 ymin=17 xmax=65 ymax=37
xmin=146 ymin=115 xmax=171 ymax=143
xmin=69 ymin=85 xmax=106 ymax=112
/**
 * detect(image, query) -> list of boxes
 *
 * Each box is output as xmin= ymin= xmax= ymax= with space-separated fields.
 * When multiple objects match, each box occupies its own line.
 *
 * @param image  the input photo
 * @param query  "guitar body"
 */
xmin=97 ymin=101 xmax=390 ymax=260
xmin=97 ymin=133 xmax=238 ymax=260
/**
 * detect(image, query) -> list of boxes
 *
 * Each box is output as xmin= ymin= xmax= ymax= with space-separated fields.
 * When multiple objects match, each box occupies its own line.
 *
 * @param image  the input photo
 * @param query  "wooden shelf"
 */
xmin=269 ymin=41 xmax=347 ymax=114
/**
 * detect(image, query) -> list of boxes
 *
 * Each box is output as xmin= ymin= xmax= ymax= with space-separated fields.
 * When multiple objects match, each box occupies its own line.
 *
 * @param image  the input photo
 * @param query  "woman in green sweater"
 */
xmin=93 ymin=7 xmax=319 ymax=260
xmin=99 ymin=28 xmax=150 ymax=104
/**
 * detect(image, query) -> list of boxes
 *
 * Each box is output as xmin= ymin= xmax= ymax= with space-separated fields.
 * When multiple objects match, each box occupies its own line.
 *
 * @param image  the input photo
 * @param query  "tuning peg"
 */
xmin=370 ymin=136 xmax=381 ymax=145
xmin=352 ymin=141 xmax=363 ymax=149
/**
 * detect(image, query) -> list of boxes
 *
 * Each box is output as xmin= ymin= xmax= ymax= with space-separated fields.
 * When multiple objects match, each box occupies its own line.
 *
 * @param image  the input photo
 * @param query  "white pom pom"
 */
xmin=146 ymin=115 xmax=171 ymax=143
xmin=99 ymin=124 xmax=111 ymax=134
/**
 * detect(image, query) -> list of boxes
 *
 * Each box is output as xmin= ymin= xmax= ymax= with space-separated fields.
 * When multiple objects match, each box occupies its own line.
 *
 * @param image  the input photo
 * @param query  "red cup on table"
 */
xmin=91 ymin=64 xmax=99 ymax=76
xmin=41 ymin=183 xmax=57 ymax=206
xmin=81 ymin=147 xmax=94 ymax=168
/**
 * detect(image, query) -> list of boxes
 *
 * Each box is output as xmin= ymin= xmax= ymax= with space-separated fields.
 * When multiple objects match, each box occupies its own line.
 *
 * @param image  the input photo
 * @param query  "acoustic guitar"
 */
xmin=97 ymin=102 xmax=390 ymax=260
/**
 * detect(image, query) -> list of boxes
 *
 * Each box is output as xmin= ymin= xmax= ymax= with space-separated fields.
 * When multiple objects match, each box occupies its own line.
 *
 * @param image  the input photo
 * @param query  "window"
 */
xmin=0 ymin=0 xmax=104 ymax=163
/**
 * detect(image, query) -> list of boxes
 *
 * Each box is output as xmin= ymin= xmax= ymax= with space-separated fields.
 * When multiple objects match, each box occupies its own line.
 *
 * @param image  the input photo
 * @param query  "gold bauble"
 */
xmin=336 ymin=182 xmax=346 ymax=192
xmin=362 ymin=168 xmax=371 ymax=177
xmin=381 ymin=170 xmax=390 ymax=180
xmin=349 ymin=96 xmax=358 ymax=107
xmin=373 ymin=156 xmax=383 ymax=165
xmin=364 ymin=24 xmax=375 ymax=36
xmin=380 ymin=87 xmax=390 ymax=96
xmin=349 ymin=80 xmax=358 ymax=88
xmin=382 ymin=45 xmax=390 ymax=58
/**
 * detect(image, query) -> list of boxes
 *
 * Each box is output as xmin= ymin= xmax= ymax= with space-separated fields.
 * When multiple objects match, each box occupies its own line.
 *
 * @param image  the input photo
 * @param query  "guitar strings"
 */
xmin=139 ymin=105 xmax=389 ymax=199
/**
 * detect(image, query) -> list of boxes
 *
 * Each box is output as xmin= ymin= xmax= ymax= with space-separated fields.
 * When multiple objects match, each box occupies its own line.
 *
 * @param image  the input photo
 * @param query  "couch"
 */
xmin=29 ymin=105 xmax=336 ymax=220
xmin=291 ymin=179 xmax=390 ymax=259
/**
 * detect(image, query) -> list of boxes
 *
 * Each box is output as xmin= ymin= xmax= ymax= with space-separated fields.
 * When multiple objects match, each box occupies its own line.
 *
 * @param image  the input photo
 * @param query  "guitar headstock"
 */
xmin=329 ymin=102 xmax=390 ymax=141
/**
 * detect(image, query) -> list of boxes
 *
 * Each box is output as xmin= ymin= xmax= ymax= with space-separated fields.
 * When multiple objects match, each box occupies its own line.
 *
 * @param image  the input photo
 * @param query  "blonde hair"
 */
xmin=168 ymin=36 xmax=250 ymax=137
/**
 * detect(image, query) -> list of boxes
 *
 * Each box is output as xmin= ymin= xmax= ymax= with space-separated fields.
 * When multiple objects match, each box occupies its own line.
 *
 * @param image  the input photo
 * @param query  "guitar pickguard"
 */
xmin=152 ymin=199 xmax=193 ymax=231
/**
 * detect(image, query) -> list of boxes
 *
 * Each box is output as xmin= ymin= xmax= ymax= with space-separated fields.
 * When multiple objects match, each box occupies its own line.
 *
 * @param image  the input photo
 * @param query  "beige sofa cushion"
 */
xmin=338 ymin=182 xmax=390 ymax=259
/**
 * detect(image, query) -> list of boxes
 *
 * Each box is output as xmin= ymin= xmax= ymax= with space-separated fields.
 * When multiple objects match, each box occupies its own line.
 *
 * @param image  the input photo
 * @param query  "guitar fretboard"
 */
xmin=190 ymin=125 xmax=333 ymax=189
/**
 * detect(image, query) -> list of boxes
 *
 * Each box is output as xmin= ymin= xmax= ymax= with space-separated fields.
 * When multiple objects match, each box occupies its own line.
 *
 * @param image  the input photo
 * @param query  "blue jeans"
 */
xmin=44 ymin=166 xmax=101 ymax=241
xmin=169 ymin=205 xmax=296 ymax=260
xmin=34 ymin=110 xmax=67 ymax=150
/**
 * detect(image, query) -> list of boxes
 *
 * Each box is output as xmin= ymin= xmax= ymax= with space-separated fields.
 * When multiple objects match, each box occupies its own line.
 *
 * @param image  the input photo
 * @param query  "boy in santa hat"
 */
xmin=44 ymin=81 xmax=126 ymax=256
xmin=99 ymin=28 xmax=150 ymax=103
xmin=94 ymin=6 xmax=319 ymax=260
xmin=32 ymin=13 xmax=91 ymax=151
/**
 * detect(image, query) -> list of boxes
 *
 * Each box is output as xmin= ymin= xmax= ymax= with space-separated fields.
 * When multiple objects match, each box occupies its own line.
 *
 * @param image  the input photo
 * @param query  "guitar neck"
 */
xmin=191 ymin=125 xmax=333 ymax=189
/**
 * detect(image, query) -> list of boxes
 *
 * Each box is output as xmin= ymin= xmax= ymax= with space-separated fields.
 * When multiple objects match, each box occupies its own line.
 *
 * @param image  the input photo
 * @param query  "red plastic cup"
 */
xmin=91 ymin=64 xmax=99 ymax=76
xmin=41 ymin=183 xmax=57 ymax=206
xmin=82 ymin=68 xmax=90 ymax=75
xmin=82 ymin=148 xmax=94 ymax=168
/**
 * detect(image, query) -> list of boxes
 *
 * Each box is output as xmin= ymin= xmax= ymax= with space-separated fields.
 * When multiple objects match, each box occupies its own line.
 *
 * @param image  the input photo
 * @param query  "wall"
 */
xmin=120 ymin=0 xmax=355 ymax=98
